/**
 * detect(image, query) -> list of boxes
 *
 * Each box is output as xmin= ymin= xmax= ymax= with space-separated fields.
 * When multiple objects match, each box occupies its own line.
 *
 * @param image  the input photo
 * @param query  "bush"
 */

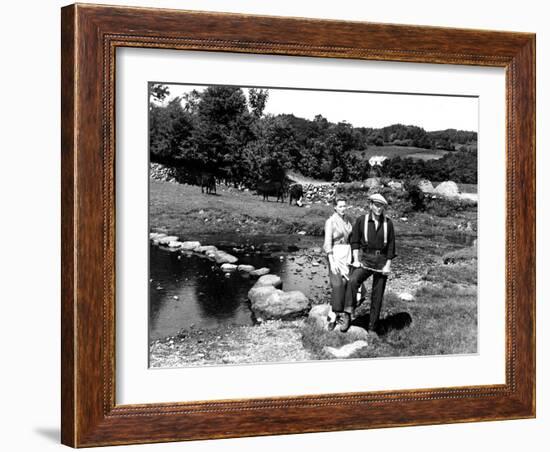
xmin=404 ymin=179 xmax=426 ymax=211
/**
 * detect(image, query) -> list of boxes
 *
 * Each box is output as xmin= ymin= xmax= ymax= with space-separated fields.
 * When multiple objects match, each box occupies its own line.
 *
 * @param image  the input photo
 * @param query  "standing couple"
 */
xmin=323 ymin=193 xmax=396 ymax=333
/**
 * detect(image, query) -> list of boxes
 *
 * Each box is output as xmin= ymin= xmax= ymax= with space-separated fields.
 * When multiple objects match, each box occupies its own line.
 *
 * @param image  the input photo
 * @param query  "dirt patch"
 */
xmin=150 ymin=319 xmax=311 ymax=367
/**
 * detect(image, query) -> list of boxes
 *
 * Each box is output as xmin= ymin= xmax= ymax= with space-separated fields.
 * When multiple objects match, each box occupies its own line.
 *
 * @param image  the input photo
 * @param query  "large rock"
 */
xmin=434 ymin=181 xmax=460 ymax=197
xmin=254 ymin=274 xmax=283 ymax=289
xmin=418 ymin=179 xmax=434 ymax=193
xmin=324 ymin=340 xmax=369 ymax=358
xmin=213 ymin=250 xmax=238 ymax=264
xmin=156 ymin=235 xmax=179 ymax=245
xmin=196 ymin=245 xmax=218 ymax=254
xmin=221 ymin=263 xmax=238 ymax=272
xmin=180 ymin=241 xmax=201 ymax=251
xmin=248 ymin=285 xmax=278 ymax=307
xmin=237 ymin=264 xmax=255 ymax=273
xmin=250 ymin=267 xmax=270 ymax=277
xmin=249 ymin=289 xmax=310 ymax=320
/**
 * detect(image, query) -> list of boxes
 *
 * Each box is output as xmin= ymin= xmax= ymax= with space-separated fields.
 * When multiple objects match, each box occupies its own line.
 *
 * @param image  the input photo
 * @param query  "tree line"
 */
xmin=149 ymin=84 xmax=478 ymax=186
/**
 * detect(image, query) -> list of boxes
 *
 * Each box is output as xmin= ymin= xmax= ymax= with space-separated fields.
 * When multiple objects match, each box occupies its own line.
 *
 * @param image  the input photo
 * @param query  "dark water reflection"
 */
xmin=149 ymin=234 xmax=328 ymax=341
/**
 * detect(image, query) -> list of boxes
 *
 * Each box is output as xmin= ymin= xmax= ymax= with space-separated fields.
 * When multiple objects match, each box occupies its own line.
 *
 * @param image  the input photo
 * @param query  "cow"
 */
xmin=288 ymin=183 xmax=304 ymax=207
xmin=200 ymin=173 xmax=216 ymax=195
xmin=256 ymin=180 xmax=285 ymax=202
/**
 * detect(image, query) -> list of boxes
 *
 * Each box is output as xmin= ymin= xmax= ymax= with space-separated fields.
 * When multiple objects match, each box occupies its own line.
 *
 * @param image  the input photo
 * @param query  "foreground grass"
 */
xmin=301 ymin=270 xmax=478 ymax=360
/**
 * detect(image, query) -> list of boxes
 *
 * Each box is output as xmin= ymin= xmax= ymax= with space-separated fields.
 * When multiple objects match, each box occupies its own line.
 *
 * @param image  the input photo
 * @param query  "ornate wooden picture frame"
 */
xmin=61 ymin=3 xmax=535 ymax=447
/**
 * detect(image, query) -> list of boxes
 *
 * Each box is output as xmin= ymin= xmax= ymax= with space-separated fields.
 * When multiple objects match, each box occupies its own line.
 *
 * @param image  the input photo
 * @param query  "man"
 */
xmin=340 ymin=193 xmax=396 ymax=333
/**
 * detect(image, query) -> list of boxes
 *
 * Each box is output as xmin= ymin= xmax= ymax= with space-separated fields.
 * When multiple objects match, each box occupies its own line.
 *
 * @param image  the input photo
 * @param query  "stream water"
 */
xmin=149 ymin=232 xmax=476 ymax=341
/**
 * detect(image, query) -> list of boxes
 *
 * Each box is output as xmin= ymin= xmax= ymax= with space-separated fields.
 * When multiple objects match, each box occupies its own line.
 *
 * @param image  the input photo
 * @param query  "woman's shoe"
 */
xmin=327 ymin=313 xmax=339 ymax=331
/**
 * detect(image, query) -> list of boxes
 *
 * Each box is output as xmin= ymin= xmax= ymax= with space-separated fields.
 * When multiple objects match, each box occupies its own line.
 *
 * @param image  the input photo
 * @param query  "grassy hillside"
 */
xmin=354 ymin=146 xmax=450 ymax=161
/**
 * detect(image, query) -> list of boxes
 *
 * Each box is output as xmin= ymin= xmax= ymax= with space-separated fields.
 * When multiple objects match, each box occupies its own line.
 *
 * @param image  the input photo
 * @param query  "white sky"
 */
xmin=158 ymin=83 xmax=478 ymax=132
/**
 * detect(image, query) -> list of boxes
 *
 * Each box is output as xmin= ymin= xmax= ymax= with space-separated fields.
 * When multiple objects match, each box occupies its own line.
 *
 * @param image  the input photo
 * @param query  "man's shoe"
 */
xmin=339 ymin=312 xmax=351 ymax=333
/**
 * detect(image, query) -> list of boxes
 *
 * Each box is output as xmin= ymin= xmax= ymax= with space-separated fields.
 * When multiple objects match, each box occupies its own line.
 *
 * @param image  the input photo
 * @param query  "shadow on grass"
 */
xmin=352 ymin=312 xmax=413 ymax=336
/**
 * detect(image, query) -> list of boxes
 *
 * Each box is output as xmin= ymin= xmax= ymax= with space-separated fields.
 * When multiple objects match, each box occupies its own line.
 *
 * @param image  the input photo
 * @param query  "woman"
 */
xmin=323 ymin=197 xmax=353 ymax=331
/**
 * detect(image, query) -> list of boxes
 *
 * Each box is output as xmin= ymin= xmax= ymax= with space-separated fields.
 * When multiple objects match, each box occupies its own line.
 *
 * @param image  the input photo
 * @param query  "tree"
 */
xmin=192 ymin=86 xmax=254 ymax=178
xmin=248 ymin=88 xmax=269 ymax=118
xmin=149 ymin=83 xmax=170 ymax=103
xmin=149 ymin=98 xmax=194 ymax=163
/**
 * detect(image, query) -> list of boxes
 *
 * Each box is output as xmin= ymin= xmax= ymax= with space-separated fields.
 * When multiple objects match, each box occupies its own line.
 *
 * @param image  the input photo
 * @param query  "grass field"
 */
xmin=353 ymin=145 xmax=449 ymax=161
xmin=149 ymin=179 xmax=478 ymax=364
xmin=149 ymin=180 xmax=331 ymax=237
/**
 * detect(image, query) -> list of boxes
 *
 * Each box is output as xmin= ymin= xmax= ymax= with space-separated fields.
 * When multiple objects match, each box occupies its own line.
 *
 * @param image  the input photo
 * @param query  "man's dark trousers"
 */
xmin=344 ymin=267 xmax=387 ymax=331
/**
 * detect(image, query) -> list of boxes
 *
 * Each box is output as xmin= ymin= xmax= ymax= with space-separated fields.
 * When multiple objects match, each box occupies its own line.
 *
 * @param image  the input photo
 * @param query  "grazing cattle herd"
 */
xmin=195 ymin=171 xmax=304 ymax=207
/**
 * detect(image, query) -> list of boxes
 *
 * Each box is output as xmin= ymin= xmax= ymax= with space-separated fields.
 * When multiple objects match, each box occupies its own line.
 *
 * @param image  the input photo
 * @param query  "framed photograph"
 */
xmin=61 ymin=3 xmax=535 ymax=447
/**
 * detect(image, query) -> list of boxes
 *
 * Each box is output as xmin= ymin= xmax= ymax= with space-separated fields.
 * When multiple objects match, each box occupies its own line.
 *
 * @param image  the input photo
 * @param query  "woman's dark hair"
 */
xmin=333 ymin=197 xmax=346 ymax=206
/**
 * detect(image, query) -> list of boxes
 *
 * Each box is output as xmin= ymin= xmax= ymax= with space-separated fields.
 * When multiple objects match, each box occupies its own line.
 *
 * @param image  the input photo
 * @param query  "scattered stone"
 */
xmin=308 ymin=304 xmax=331 ymax=329
xmin=297 ymin=231 xmax=307 ymax=235
xmin=156 ymin=235 xmax=179 ymax=245
xmin=399 ymin=292 xmax=415 ymax=302
xmin=150 ymin=232 xmax=167 ymax=240
xmin=388 ymin=181 xmax=403 ymax=190
xmin=173 ymin=296 xmax=179 ymax=300
xmin=311 ymin=261 xmax=320 ymax=267
xmin=250 ymin=267 xmax=270 ymax=277
xmin=418 ymin=179 xmax=434 ymax=193
xmin=205 ymin=250 xmax=217 ymax=259
xmin=254 ymin=274 xmax=283 ymax=289
xmin=434 ymin=181 xmax=459 ymax=197
xmin=149 ymin=162 xmax=179 ymax=183
xmin=237 ymin=264 xmax=255 ymax=273
xmin=196 ymin=245 xmax=218 ymax=254
xmin=180 ymin=241 xmax=201 ymax=251
xmin=324 ymin=340 xmax=369 ymax=358
xmin=312 ymin=247 xmax=322 ymax=254
xmin=400 ymin=217 xmax=408 ymax=222
xmin=221 ymin=263 xmax=238 ymax=272
xmin=213 ymin=250 xmax=238 ymax=264
xmin=167 ymin=241 xmax=183 ymax=248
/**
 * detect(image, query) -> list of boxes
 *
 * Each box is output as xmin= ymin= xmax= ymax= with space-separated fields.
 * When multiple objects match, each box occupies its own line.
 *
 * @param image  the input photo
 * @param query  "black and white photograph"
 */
xmin=148 ymin=82 xmax=479 ymax=368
